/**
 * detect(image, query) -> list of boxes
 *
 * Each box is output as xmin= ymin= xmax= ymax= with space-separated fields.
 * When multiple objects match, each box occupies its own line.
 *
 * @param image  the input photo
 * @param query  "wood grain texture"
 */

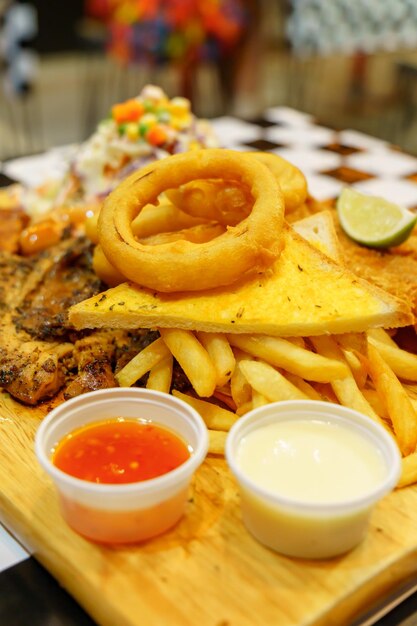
xmin=1 ymin=390 xmax=417 ymax=626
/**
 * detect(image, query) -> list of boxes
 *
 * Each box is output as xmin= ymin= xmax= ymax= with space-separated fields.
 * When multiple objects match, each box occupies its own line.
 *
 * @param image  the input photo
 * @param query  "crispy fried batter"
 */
xmin=288 ymin=197 xmax=417 ymax=322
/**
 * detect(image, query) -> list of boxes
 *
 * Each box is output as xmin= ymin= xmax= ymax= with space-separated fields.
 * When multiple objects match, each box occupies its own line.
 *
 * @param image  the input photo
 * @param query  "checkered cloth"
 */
xmin=3 ymin=107 xmax=417 ymax=210
xmin=210 ymin=108 xmax=417 ymax=210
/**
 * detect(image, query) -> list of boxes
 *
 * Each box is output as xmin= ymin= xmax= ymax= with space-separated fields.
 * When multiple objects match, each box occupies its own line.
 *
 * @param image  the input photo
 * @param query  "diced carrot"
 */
xmin=146 ymin=124 xmax=168 ymax=146
xmin=19 ymin=219 xmax=64 ymax=255
xmin=112 ymin=99 xmax=144 ymax=124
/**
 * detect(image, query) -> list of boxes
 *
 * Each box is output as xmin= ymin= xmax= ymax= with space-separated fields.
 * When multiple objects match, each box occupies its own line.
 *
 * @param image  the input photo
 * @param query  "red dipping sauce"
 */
xmin=52 ymin=418 xmax=191 ymax=484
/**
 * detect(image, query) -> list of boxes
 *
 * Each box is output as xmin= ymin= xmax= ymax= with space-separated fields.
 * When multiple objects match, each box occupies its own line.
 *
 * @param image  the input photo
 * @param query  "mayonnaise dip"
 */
xmin=226 ymin=400 xmax=401 ymax=559
xmin=235 ymin=419 xmax=386 ymax=504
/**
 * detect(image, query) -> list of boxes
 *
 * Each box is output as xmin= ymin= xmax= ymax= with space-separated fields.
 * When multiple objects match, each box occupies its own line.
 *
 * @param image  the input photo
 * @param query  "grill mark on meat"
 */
xmin=13 ymin=238 xmax=104 ymax=341
xmin=0 ymin=237 xmax=105 ymax=405
xmin=0 ymin=320 xmax=73 ymax=405
xmin=64 ymin=330 xmax=119 ymax=399
xmin=64 ymin=329 xmax=163 ymax=399
xmin=0 ymin=253 xmax=33 ymax=310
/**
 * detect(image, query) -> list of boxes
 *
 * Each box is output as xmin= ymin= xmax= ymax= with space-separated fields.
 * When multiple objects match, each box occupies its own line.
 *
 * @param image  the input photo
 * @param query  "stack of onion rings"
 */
xmin=165 ymin=151 xmax=307 ymax=226
xmin=98 ymin=149 xmax=285 ymax=292
xmin=165 ymin=179 xmax=252 ymax=226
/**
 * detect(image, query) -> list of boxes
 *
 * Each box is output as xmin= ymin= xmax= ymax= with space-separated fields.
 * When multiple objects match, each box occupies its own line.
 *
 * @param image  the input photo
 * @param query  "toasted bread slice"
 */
xmin=292 ymin=210 xmax=343 ymax=264
xmin=69 ymin=224 xmax=412 ymax=336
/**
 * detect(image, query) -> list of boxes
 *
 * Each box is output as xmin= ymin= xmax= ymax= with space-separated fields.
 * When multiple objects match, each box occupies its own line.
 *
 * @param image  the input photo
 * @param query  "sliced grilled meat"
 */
xmin=0 ymin=252 xmax=33 ymax=311
xmin=0 ymin=237 xmax=104 ymax=405
xmin=0 ymin=316 xmax=73 ymax=405
xmin=64 ymin=330 xmax=119 ymax=399
xmin=65 ymin=330 xmax=162 ymax=399
xmin=13 ymin=237 xmax=104 ymax=341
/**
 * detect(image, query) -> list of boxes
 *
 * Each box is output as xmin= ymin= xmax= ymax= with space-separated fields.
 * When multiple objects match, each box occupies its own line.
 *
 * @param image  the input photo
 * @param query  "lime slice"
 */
xmin=337 ymin=187 xmax=417 ymax=249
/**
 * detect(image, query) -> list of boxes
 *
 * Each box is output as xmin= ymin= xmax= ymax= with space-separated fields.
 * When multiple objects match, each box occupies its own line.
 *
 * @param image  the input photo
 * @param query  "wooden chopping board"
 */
xmin=1 ymin=391 xmax=417 ymax=626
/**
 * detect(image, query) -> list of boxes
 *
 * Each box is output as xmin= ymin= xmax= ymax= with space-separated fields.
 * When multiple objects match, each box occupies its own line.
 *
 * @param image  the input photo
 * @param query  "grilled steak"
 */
xmin=64 ymin=330 xmax=119 ymax=399
xmin=0 ymin=234 xmax=191 ymax=405
xmin=13 ymin=238 xmax=103 ymax=341
xmin=0 ymin=237 xmax=105 ymax=404
xmin=0 ymin=332 xmax=73 ymax=405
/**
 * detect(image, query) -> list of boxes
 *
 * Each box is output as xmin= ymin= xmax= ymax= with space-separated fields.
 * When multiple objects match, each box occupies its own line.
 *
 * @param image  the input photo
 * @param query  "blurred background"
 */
xmin=2 ymin=0 xmax=417 ymax=159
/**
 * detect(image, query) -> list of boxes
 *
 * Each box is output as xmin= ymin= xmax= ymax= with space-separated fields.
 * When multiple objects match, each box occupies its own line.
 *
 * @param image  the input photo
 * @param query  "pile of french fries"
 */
xmin=115 ymin=326 xmax=417 ymax=488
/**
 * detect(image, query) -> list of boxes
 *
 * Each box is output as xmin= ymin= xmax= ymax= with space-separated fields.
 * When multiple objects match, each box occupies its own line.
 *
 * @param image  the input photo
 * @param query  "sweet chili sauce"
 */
xmin=52 ymin=418 xmax=190 ymax=484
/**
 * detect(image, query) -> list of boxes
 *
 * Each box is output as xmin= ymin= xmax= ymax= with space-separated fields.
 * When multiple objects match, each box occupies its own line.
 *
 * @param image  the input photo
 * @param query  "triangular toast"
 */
xmin=69 ymin=224 xmax=412 ymax=337
xmin=292 ymin=210 xmax=343 ymax=265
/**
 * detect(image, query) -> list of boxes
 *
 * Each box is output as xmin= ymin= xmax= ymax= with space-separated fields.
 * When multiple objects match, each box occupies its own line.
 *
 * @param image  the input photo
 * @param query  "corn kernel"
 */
xmin=169 ymin=97 xmax=191 ymax=116
xmin=140 ymin=113 xmax=157 ymax=127
xmin=188 ymin=140 xmax=202 ymax=150
xmin=170 ymin=114 xmax=192 ymax=130
xmin=125 ymin=122 xmax=139 ymax=140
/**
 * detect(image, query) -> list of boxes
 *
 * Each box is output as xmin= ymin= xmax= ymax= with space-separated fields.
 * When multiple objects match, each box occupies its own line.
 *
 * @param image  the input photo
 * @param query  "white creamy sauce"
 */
xmin=236 ymin=419 xmax=386 ymax=504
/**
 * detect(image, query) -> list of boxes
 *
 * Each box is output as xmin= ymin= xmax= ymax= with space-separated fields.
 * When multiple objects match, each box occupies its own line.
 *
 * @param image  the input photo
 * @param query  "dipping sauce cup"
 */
xmin=35 ymin=388 xmax=208 ymax=544
xmin=226 ymin=400 xmax=401 ymax=559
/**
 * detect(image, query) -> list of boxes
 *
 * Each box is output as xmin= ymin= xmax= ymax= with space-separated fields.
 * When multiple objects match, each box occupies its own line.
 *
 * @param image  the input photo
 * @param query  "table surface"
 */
xmin=2 ymin=107 xmax=417 ymax=626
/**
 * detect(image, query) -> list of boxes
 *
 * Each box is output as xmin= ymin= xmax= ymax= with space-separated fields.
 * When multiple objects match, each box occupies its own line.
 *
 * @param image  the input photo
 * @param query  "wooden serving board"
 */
xmin=2 ymin=391 xmax=417 ymax=626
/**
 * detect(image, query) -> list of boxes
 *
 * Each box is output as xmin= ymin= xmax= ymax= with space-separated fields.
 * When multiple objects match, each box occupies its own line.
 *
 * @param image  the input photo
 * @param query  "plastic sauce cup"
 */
xmin=226 ymin=400 xmax=401 ymax=559
xmin=35 ymin=388 xmax=208 ymax=544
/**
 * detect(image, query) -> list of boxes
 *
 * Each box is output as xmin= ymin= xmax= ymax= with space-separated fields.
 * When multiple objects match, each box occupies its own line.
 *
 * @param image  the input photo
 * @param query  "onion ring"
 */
xmin=98 ymin=149 xmax=285 ymax=292
xmin=165 ymin=179 xmax=252 ymax=226
xmin=138 ymin=223 xmax=226 ymax=246
xmin=93 ymin=245 xmax=126 ymax=287
xmin=250 ymin=152 xmax=307 ymax=213
xmin=165 ymin=152 xmax=307 ymax=225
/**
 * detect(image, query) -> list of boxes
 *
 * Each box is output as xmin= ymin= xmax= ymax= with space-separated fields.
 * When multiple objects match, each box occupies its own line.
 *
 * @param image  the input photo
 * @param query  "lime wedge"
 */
xmin=337 ymin=187 xmax=417 ymax=249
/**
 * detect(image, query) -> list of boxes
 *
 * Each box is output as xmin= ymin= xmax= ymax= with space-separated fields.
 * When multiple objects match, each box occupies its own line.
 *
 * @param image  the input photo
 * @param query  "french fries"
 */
xmin=159 ymin=328 xmax=217 ymax=398
xmin=334 ymin=332 xmax=367 ymax=354
xmin=368 ymin=334 xmax=417 ymax=381
xmin=398 ymin=452 xmax=417 ymax=488
xmin=339 ymin=349 xmax=368 ymax=389
xmin=207 ymin=429 xmax=228 ymax=455
xmin=196 ymin=332 xmax=236 ymax=387
xmin=230 ymin=349 xmax=253 ymax=409
xmin=227 ymin=334 xmax=349 ymax=382
xmin=146 ymin=354 xmax=173 ymax=394
xmin=367 ymin=328 xmax=398 ymax=347
xmin=367 ymin=342 xmax=417 ymax=456
xmin=252 ymin=390 xmax=270 ymax=408
xmin=238 ymin=359 xmax=309 ymax=402
xmin=309 ymin=335 xmax=383 ymax=425
xmin=116 ymin=337 xmax=170 ymax=387
xmin=138 ymin=223 xmax=225 ymax=245
xmin=172 ymin=390 xmax=238 ymax=431
xmin=115 ymin=324 xmax=417 ymax=489
xmin=284 ymin=372 xmax=323 ymax=400
xmin=131 ymin=200 xmax=210 ymax=237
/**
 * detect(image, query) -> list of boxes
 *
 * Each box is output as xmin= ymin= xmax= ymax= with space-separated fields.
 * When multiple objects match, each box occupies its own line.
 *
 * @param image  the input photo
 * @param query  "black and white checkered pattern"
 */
xmin=3 ymin=107 xmax=417 ymax=210
xmin=211 ymin=108 xmax=417 ymax=209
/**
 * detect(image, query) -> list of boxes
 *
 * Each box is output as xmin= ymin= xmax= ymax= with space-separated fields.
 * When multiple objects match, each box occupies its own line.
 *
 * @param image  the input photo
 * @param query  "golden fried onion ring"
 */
xmin=166 ymin=152 xmax=307 ymax=225
xmin=166 ymin=179 xmax=252 ymax=226
xmin=98 ymin=149 xmax=285 ymax=292
xmin=251 ymin=152 xmax=307 ymax=212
